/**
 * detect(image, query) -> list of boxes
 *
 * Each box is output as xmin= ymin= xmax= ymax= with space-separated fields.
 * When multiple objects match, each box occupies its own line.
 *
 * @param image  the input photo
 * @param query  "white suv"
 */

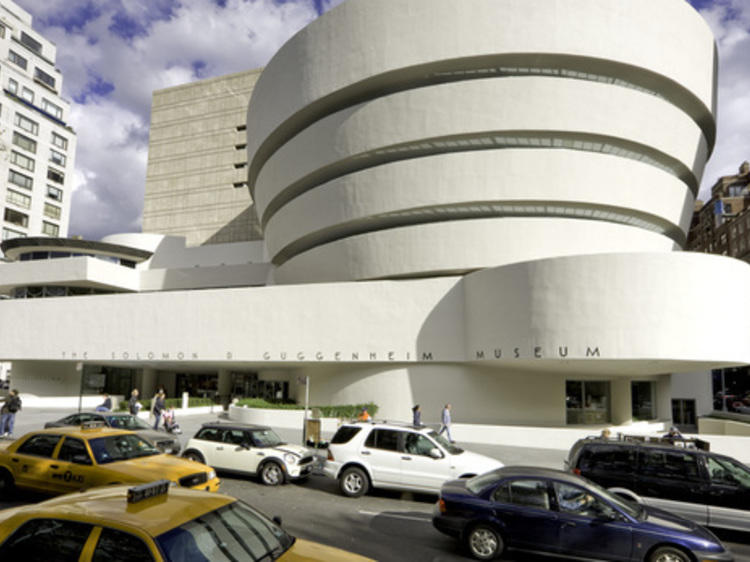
xmin=324 ymin=421 xmax=503 ymax=497
xmin=183 ymin=422 xmax=315 ymax=485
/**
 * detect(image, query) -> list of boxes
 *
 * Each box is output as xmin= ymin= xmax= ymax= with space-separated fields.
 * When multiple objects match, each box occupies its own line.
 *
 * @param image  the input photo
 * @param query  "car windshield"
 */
xmin=88 ymin=434 xmax=161 ymax=464
xmin=157 ymin=500 xmax=294 ymax=562
xmin=711 ymin=456 xmax=750 ymax=487
xmin=251 ymin=429 xmax=284 ymax=448
xmin=466 ymin=470 xmax=504 ymax=494
xmin=578 ymin=475 xmax=643 ymax=519
xmin=105 ymin=415 xmax=152 ymax=431
xmin=427 ymin=430 xmax=463 ymax=455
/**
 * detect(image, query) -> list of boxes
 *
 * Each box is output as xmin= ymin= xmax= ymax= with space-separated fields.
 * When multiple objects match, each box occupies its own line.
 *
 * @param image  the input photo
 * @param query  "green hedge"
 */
xmin=117 ymin=397 xmax=215 ymax=411
xmin=234 ymin=398 xmax=378 ymax=419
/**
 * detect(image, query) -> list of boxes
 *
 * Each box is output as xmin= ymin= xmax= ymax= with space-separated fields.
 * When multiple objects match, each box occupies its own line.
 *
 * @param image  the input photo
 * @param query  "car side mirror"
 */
xmin=593 ymin=512 xmax=617 ymax=524
xmin=429 ymin=448 xmax=443 ymax=459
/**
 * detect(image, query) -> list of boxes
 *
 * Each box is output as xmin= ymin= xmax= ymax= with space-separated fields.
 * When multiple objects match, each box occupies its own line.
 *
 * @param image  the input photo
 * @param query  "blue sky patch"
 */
xmin=688 ymin=0 xmax=718 ymax=11
xmin=109 ymin=10 xmax=146 ymax=39
xmin=73 ymin=74 xmax=115 ymax=104
xmin=41 ymin=1 xmax=101 ymax=32
xmin=192 ymin=60 xmax=207 ymax=78
xmin=107 ymin=1 xmax=182 ymax=40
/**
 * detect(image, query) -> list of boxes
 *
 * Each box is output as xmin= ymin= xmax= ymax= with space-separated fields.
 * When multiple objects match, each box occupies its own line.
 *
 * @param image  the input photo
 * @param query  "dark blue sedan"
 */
xmin=433 ymin=466 xmax=733 ymax=561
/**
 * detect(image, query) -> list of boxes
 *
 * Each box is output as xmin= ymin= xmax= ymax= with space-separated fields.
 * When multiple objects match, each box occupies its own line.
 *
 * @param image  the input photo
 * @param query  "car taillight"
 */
xmin=572 ymin=468 xmax=581 ymax=475
xmin=327 ymin=450 xmax=334 ymax=461
xmin=438 ymin=498 xmax=446 ymax=514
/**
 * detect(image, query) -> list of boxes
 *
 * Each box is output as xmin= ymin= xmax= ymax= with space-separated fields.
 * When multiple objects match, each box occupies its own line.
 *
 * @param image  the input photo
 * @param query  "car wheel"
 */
xmin=339 ymin=466 xmax=369 ymax=497
xmin=183 ymin=451 xmax=205 ymax=464
xmin=649 ymin=546 xmax=690 ymax=562
xmin=260 ymin=462 xmax=285 ymax=486
xmin=466 ymin=524 xmax=503 ymax=560
xmin=0 ymin=468 xmax=15 ymax=499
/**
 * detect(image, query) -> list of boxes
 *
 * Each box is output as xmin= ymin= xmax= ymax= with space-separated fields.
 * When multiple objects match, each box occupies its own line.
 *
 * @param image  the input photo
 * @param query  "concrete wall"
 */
xmin=699 ymin=417 xmax=750 ymax=437
xmin=672 ymin=370 xmax=714 ymax=417
xmin=143 ymin=69 xmax=263 ymax=246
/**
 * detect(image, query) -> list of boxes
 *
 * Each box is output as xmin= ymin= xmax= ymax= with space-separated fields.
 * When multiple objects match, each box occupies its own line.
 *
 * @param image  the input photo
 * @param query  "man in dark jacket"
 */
xmin=0 ymin=389 xmax=21 ymax=438
xmin=152 ymin=390 xmax=166 ymax=430
xmin=128 ymin=389 xmax=140 ymax=415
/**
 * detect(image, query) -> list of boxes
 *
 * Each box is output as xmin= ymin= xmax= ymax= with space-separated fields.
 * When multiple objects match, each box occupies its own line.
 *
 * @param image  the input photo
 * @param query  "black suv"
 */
xmin=566 ymin=436 xmax=750 ymax=532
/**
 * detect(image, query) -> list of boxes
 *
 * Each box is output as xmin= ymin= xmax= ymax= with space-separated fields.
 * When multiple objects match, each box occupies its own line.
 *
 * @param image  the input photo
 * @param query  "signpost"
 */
xmin=76 ymin=361 xmax=84 ymax=412
xmin=300 ymin=375 xmax=310 ymax=444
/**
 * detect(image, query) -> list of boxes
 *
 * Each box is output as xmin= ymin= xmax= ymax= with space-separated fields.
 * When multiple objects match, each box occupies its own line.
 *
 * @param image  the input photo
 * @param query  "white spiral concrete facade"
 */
xmin=247 ymin=0 xmax=716 ymax=284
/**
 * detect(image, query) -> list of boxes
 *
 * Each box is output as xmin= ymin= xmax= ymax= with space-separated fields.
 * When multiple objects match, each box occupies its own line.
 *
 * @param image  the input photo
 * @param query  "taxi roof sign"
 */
xmin=127 ymin=480 xmax=170 ymax=503
xmin=81 ymin=421 xmax=107 ymax=430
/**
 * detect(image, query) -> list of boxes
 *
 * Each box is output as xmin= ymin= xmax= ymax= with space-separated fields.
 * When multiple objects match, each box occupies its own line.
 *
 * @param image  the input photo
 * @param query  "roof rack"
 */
xmin=615 ymin=433 xmax=710 ymax=451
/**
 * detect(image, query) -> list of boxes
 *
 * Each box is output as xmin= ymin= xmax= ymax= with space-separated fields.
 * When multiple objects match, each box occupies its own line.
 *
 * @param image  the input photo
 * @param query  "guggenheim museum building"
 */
xmin=2 ymin=0 xmax=749 ymax=429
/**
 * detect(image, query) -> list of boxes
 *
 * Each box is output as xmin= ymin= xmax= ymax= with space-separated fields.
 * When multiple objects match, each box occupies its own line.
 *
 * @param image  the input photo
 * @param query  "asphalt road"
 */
xmin=1 ymin=408 xmax=750 ymax=561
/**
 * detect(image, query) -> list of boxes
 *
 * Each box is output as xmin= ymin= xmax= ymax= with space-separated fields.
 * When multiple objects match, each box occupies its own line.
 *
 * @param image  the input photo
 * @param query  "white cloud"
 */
xmin=694 ymin=0 xmax=750 ymax=200
xmin=19 ymin=0 xmax=323 ymax=240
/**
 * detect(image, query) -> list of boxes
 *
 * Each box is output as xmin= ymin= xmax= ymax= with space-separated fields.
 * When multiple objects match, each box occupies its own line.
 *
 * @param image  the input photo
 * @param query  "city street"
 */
xmin=1 ymin=409 xmax=750 ymax=561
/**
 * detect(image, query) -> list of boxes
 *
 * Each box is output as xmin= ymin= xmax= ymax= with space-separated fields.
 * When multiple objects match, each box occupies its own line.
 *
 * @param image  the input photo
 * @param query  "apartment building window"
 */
xmin=0 ymin=24 xmax=5 ymax=38
xmin=42 ymin=221 xmax=59 ymax=237
xmin=46 ymin=185 xmax=63 ymax=202
xmin=8 ymin=169 xmax=33 ymax=190
xmin=13 ymin=131 xmax=37 ymax=153
xmin=51 ymin=132 xmax=68 ymax=150
xmin=35 ymin=68 xmax=56 ymax=90
xmin=4 ymin=208 xmax=29 ymax=228
xmin=43 ymin=202 xmax=61 ymax=220
xmin=49 ymin=149 xmax=66 ymax=167
xmin=2 ymin=227 xmax=25 ymax=241
xmin=6 ymin=189 xmax=31 ymax=209
xmin=8 ymin=78 xmax=17 ymax=94
xmin=9 ymin=50 xmax=28 ymax=70
xmin=42 ymin=99 xmax=63 ymax=120
xmin=10 ymin=150 xmax=35 ymax=172
xmin=14 ymin=113 xmax=39 ymax=135
xmin=21 ymin=87 xmax=34 ymax=103
xmin=20 ymin=32 xmax=42 ymax=55
xmin=47 ymin=167 xmax=65 ymax=184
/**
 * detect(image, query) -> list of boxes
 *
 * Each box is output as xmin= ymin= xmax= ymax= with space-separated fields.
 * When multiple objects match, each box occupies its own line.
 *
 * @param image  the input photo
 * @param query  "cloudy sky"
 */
xmin=15 ymin=0 xmax=750 ymax=241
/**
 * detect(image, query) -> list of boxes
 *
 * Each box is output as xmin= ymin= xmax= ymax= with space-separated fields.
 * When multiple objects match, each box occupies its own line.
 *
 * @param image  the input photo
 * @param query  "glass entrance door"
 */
xmin=672 ymin=399 xmax=696 ymax=431
xmin=566 ymin=381 xmax=610 ymax=425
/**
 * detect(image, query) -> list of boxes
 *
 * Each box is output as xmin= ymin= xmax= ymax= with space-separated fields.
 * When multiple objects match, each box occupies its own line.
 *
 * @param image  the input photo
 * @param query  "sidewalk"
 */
xmin=6 ymin=407 xmax=568 ymax=469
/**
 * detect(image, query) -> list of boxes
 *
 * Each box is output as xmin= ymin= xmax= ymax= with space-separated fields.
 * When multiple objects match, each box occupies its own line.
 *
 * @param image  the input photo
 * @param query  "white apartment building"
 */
xmin=0 ymin=0 xmax=76 ymax=248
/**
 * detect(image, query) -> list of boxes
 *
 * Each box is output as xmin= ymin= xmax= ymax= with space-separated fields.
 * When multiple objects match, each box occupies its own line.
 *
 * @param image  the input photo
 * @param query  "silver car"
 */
xmin=43 ymin=411 xmax=181 ymax=455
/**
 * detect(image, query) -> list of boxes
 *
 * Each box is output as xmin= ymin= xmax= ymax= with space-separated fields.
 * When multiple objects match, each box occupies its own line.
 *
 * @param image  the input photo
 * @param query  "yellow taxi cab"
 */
xmin=0 ymin=425 xmax=219 ymax=497
xmin=0 ymin=480 xmax=373 ymax=561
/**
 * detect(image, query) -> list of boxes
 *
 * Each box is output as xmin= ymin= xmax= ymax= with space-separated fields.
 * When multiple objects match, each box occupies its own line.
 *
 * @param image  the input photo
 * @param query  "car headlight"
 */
xmin=207 ymin=470 xmax=216 ymax=480
xmin=284 ymin=453 xmax=297 ymax=465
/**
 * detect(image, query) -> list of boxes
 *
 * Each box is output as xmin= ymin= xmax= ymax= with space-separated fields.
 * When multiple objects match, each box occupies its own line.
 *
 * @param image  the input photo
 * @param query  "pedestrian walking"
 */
xmin=152 ymin=390 xmax=166 ymax=430
xmin=438 ymin=403 xmax=454 ymax=443
xmin=128 ymin=389 xmax=141 ymax=415
xmin=412 ymin=404 xmax=422 ymax=426
xmin=0 ymin=389 xmax=22 ymax=438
